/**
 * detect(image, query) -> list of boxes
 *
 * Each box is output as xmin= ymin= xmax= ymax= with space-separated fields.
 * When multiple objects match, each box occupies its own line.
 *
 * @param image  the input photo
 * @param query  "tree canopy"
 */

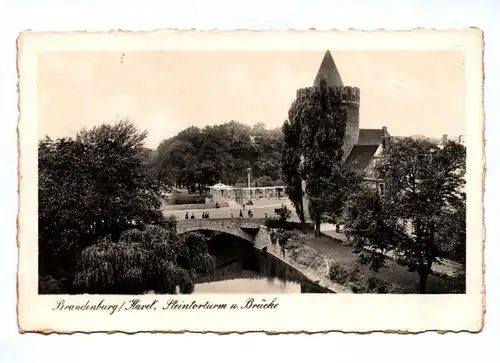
xmin=154 ymin=121 xmax=284 ymax=192
xmin=39 ymin=120 xmax=176 ymax=291
xmin=344 ymin=137 xmax=466 ymax=293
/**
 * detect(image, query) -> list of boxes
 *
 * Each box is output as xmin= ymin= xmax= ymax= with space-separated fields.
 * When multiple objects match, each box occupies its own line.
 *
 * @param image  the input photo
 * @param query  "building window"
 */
xmin=402 ymin=220 xmax=409 ymax=232
xmin=379 ymin=183 xmax=385 ymax=197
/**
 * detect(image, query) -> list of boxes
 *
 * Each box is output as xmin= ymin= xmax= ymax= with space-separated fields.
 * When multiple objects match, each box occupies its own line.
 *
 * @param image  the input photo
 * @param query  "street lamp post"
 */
xmin=247 ymin=168 xmax=251 ymax=189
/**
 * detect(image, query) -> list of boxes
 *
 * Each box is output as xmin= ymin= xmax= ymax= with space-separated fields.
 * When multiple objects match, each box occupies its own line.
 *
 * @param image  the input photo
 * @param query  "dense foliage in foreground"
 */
xmin=344 ymin=137 xmax=466 ymax=293
xmin=38 ymin=119 xmax=215 ymax=294
xmin=73 ymin=226 xmax=216 ymax=294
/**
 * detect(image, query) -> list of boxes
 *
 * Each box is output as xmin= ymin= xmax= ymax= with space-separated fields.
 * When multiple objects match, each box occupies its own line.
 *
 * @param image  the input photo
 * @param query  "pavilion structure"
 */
xmin=208 ymin=183 xmax=286 ymax=204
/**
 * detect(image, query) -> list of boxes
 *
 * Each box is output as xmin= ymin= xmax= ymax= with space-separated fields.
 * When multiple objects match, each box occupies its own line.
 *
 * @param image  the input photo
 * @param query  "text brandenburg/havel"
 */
xmin=52 ymin=298 xmax=279 ymax=315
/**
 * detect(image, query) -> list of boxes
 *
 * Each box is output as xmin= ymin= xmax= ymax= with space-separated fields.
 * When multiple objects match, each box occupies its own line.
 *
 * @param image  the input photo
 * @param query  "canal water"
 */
xmin=193 ymin=233 xmax=330 ymax=294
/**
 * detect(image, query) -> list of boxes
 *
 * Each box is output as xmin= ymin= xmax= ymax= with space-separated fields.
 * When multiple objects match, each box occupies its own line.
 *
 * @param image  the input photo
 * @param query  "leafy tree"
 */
xmin=344 ymin=137 xmax=466 ymax=293
xmin=159 ymin=140 xmax=199 ymax=192
xmin=252 ymin=123 xmax=284 ymax=181
xmin=270 ymin=229 xmax=295 ymax=249
xmin=255 ymin=175 xmax=274 ymax=187
xmin=281 ymin=102 xmax=306 ymax=223
xmin=275 ymin=204 xmax=292 ymax=224
xmin=73 ymin=225 xmax=216 ymax=294
xmin=38 ymin=119 xmax=168 ymax=288
xmin=155 ymin=126 xmax=204 ymax=191
xmin=296 ymin=79 xmax=353 ymax=235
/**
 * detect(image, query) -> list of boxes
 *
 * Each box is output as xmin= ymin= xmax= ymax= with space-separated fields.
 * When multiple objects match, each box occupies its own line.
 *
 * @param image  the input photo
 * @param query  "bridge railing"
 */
xmin=175 ymin=216 xmax=267 ymax=223
xmin=176 ymin=217 xmax=267 ymax=227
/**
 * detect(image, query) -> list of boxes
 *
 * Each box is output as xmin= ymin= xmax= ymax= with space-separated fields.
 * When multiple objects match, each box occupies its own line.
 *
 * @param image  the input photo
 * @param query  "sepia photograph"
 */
xmin=17 ymin=30 xmax=484 ymax=333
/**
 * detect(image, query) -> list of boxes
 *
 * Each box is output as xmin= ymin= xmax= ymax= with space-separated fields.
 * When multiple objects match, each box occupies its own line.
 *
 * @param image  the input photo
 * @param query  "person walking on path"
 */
xmin=185 ymin=212 xmax=189 ymax=220
xmin=191 ymin=213 xmax=195 ymax=219
xmin=239 ymin=209 xmax=243 ymax=218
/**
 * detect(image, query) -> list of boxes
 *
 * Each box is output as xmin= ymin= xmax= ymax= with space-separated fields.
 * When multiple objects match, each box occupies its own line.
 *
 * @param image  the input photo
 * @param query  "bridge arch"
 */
xmin=176 ymin=218 xmax=263 ymax=243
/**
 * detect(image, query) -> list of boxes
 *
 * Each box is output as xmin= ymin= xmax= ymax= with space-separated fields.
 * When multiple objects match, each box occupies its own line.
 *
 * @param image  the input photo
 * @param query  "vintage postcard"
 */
xmin=17 ymin=29 xmax=484 ymax=333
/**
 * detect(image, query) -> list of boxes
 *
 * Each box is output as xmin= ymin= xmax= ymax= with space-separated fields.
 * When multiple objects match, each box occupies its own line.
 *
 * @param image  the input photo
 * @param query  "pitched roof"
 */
xmin=344 ymin=144 xmax=380 ymax=174
xmin=357 ymin=129 xmax=389 ymax=145
xmin=313 ymin=51 xmax=344 ymax=87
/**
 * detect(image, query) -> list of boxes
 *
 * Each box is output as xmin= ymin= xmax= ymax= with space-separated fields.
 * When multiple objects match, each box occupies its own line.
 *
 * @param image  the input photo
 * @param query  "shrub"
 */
xmin=265 ymin=217 xmax=292 ymax=230
xmin=328 ymin=260 xmax=412 ymax=294
xmin=38 ymin=120 xmax=167 ymax=282
xmin=168 ymin=192 xmax=210 ymax=205
xmin=443 ymin=269 xmax=466 ymax=293
xmin=39 ymin=275 xmax=66 ymax=294
xmin=328 ymin=262 xmax=352 ymax=284
xmin=275 ymin=206 xmax=292 ymax=223
xmin=269 ymin=229 xmax=295 ymax=247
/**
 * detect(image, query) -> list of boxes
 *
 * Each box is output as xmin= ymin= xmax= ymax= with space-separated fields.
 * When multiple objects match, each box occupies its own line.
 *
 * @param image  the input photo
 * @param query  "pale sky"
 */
xmin=38 ymin=50 xmax=465 ymax=149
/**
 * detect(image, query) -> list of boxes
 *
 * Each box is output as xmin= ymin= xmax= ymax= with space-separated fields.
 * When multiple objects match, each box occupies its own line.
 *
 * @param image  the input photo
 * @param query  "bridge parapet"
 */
xmin=176 ymin=218 xmax=265 ymax=243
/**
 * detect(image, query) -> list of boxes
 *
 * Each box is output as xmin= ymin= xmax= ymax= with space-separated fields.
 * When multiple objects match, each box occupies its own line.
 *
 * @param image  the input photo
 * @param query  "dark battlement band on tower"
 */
xmin=296 ymin=85 xmax=361 ymax=104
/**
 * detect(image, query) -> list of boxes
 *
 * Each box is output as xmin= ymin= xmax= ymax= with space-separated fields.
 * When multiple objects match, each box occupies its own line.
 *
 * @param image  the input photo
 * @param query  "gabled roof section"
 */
xmin=344 ymin=144 xmax=380 ymax=174
xmin=313 ymin=51 xmax=344 ymax=87
xmin=357 ymin=128 xmax=390 ymax=146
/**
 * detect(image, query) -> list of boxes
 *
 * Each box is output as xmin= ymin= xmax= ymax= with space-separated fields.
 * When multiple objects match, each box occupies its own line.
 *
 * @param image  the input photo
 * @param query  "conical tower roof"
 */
xmin=313 ymin=51 xmax=344 ymax=87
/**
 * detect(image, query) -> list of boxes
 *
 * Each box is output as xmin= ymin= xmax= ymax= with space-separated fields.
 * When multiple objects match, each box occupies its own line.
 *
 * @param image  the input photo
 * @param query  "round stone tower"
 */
xmin=296 ymin=51 xmax=360 ymax=162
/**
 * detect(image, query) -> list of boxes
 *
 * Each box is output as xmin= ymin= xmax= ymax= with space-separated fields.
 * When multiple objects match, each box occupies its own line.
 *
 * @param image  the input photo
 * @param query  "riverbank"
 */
xmin=260 ymin=226 xmax=461 ymax=294
xmin=259 ymin=232 xmax=351 ymax=293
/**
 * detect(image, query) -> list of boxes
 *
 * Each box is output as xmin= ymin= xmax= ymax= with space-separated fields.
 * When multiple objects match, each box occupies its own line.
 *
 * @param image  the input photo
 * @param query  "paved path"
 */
xmin=162 ymin=199 xmax=296 ymax=220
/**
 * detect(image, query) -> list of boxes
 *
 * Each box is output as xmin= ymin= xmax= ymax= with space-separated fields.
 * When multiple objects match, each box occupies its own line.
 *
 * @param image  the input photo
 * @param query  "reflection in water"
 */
xmin=194 ymin=234 xmax=330 ymax=294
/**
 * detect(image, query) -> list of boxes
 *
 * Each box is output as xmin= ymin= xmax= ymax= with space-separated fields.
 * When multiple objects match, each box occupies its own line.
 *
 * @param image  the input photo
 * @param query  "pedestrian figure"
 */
xmin=281 ymin=245 xmax=286 ymax=257
xmin=231 ymin=212 xmax=234 ymax=218
xmin=248 ymin=209 xmax=251 ymax=218
xmin=185 ymin=212 xmax=189 ymax=220
xmin=243 ymin=204 xmax=246 ymax=210
xmin=239 ymin=209 xmax=243 ymax=218
xmin=335 ymin=224 xmax=340 ymax=233
xmin=191 ymin=213 xmax=195 ymax=219
xmin=206 ymin=212 xmax=210 ymax=219
xmin=264 ymin=213 xmax=268 ymax=219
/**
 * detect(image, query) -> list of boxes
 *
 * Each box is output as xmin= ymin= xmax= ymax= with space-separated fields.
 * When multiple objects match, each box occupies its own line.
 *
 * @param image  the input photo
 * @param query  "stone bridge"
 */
xmin=176 ymin=218 xmax=267 ymax=243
